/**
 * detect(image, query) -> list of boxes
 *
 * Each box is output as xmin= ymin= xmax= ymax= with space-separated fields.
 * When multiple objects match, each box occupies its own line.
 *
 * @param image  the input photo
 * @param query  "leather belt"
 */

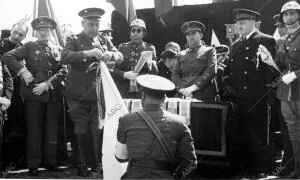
xmin=131 ymin=159 xmax=172 ymax=170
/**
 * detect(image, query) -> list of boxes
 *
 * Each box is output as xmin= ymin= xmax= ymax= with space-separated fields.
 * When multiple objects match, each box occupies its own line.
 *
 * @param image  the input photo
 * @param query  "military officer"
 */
xmin=2 ymin=16 xmax=67 ymax=176
xmin=270 ymin=13 xmax=295 ymax=177
xmin=61 ymin=8 xmax=122 ymax=177
xmin=223 ymin=9 xmax=276 ymax=178
xmin=0 ymin=21 xmax=27 ymax=171
xmin=112 ymin=18 xmax=158 ymax=99
xmin=172 ymin=21 xmax=217 ymax=100
xmin=115 ymin=74 xmax=197 ymax=179
xmin=273 ymin=1 xmax=300 ymax=178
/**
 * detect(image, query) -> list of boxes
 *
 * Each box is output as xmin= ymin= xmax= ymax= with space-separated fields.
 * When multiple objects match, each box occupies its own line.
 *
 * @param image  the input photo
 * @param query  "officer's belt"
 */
xmin=131 ymin=159 xmax=172 ymax=170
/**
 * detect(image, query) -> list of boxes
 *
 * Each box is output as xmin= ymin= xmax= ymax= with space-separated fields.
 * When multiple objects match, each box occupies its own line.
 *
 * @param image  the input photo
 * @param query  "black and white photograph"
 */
xmin=0 ymin=0 xmax=299 ymax=179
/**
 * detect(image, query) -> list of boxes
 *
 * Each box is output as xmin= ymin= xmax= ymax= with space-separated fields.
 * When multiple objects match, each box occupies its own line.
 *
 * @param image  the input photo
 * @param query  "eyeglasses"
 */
xmin=131 ymin=28 xmax=143 ymax=33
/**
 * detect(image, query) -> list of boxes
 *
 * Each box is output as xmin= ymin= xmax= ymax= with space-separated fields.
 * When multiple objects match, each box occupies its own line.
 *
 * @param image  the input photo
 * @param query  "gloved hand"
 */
xmin=83 ymin=48 xmax=103 ymax=60
xmin=0 ymin=97 xmax=11 ymax=111
xmin=123 ymin=71 xmax=138 ymax=80
xmin=19 ymin=68 xmax=34 ymax=86
xmin=282 ymin=72 xmax=297 ymax=85
xmin=32 ymin=82 xmax=49 ymax=96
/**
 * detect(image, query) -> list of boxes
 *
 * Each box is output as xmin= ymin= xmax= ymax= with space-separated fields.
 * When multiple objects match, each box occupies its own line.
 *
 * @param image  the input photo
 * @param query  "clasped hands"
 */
xmin=19 ymin=68 xmax=50 ymax=95
xmin=178 ymin=85 xmax=199 ymax=98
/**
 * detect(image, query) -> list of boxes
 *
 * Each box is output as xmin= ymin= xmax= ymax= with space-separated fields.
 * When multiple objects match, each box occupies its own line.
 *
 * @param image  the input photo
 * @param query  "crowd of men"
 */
xmin=0 ymin=0 xmax=299 ymax=179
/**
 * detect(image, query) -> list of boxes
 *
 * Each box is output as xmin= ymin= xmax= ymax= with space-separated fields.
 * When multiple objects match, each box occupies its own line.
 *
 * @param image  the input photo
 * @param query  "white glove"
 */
xmin=0 ymin=97 xmax=11 ymax=110
xmin=83 ymin=48 xmax=103 ymax=60
xmin=19 ymin=68 xmax=34 ymax=86
xmin=123 ymin=71 xmax=138 ymax=80
xmin=282 ymin=72 xmax=297 ymax=85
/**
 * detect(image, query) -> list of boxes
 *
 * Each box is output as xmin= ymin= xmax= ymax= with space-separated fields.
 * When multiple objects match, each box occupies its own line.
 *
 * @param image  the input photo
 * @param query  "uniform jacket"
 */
xmin=223 ymin=30 xmax=276 ymax=109
xmin=276 ymin=28 xmax=300 ymax=101
xmin=117 ymin=104 xmax=197 ymax=179
xmin=112 ymin=41 xmax=158 ymax=99
xmin=61 ymin=32 xmax=122 ymax=101
xmin=2 ymin=41 xmax=67 ymax=102
xmin=0 ymin=38 xmax=18 ymax=102
xmin=172 ymin=45 xmax=217 ymax=101
xmin=0 ymin=62 xmax=13 ymax=103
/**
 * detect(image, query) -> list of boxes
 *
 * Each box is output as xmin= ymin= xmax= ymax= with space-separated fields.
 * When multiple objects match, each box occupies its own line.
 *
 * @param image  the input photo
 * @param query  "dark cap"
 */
xmin=215 ymin=45 xmax=230 ymax=55
xmin=137 ymin=74 xmax=175 ymax=93
xmin=31 ymin=16 xmax=57 ymax=30
xmin=273 ymin=14 xmax=283 ymax=26
xmin=233 ymin=8 xmax=261 ymax=22
xmin=78 ymin=8 xmax=105 ymax=19
xmin=181 ymin=21 xmax=206 ymax=35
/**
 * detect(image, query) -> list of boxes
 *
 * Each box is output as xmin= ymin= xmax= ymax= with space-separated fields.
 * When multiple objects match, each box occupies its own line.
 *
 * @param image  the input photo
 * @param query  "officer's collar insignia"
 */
xmin=36 ymin=50 xmax=40 ymax=54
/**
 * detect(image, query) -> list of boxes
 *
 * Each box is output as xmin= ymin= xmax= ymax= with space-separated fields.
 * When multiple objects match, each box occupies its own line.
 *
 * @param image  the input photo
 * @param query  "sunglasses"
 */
xmin=131 ymin=28 xmax=143 ymax=33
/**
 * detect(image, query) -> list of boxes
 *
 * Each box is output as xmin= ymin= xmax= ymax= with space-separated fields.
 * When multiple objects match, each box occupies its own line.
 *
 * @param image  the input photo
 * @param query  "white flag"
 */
xmin=100 ymin=61 xmax=128 ymax=180
xmin=211 ymin=29 xmax=221 ymax=47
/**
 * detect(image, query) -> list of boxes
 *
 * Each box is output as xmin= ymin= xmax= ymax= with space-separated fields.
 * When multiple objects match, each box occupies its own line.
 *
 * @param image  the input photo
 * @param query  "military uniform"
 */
xmin=2 ymin=23 xmax=67 ymax=171
xmin=113 ymin=41 xmax=158 ymax=99
xmin=172 ymin=21 xmax=217 ymax=101
xmin=116 ymin=74 xmax=197 ymax=179
xmin=276 ymin=26 xmax=300 ymax=157
xmin=61 ymin=7 xmax=123 ymax=176
xmin=223 ymin=9 xmax=276 ymax=175
xmin=61 ymin=32 xmax=122 ymax=132
xmin=172 ymin=45 xmax=217 ymax=100
xmin=0 ymin=59 xmax=13 ymax=171
xmin=0 ymin=37 xmax=25 ymax=170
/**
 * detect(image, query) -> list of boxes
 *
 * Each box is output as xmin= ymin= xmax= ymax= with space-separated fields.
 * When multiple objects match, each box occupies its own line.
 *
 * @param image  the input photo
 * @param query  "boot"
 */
xmin=287 ymin=140 xmax=300 ymax=179
xmin=90 ymin=132 xmax=103 ymax=175
xmin=76 ymin=134 xmax=89 ymax=177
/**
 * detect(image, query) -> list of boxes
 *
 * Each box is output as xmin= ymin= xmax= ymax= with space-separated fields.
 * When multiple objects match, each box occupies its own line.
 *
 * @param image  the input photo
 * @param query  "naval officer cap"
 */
xmin=233 ymin=8 xmax=261 ymax=22
xmin=215 ymin=44 xmax=230 ymax=55
xmin=31 ymin=16 xmax=57 ymax=30
xmin=78 ymin=8 xmax=105 ymax=19
xmin=137 ymin=74 xmax=175 ymax=96
xmin=181 ymin=21 xmax=206 ymax=35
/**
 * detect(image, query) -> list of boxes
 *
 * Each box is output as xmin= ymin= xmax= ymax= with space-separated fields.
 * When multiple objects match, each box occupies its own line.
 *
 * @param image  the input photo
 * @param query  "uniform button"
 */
xmin=244 ymin=71 xmax=247 ymax=75
xmin=288 ymin=38 xmax=291 ymax=41
xmin=244 ymin=86 xmax=247 ymax=90
xmin=245 ymin=56 xmax=249 ymax=60
xmin=246 ymin=47 xmax=250 ymax=50
xmin=231 ymin=58 xmax=234 ymax=61
xmin=146 ymin=150 xmax=150 ymax=154
xmin=286 ymin=46 xmax=290 ymax=50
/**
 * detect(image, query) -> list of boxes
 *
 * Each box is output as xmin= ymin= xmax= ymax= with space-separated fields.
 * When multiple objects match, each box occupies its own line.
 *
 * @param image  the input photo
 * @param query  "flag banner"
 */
xmin=154 ymin=0 xmax=173 ymax=18
xmin=100 ymin=61 xmax=128 ymax=180
xmin=211 ymin=29 xmax=221 ymax=47
xmin=107 ymin=0 xmax=136 ymax=23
